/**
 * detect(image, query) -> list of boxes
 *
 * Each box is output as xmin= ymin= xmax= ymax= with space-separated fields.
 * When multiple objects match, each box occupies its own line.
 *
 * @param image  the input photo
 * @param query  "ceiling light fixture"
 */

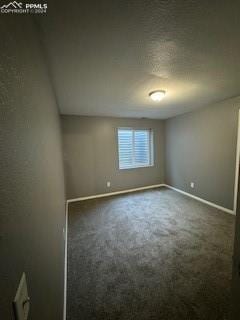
xmin=149 ymin=90 xmax=166 ymax=102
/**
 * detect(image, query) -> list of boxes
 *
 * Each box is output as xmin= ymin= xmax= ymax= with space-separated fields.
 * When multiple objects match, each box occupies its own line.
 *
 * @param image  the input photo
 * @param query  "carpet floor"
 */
xmin=67 ymin=188 xmax=235 ymax=320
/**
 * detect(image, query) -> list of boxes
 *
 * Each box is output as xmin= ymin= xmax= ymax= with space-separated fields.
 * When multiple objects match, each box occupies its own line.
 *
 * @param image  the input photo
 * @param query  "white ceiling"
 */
xmin=39 ymin=0 xmax=240 ymax=119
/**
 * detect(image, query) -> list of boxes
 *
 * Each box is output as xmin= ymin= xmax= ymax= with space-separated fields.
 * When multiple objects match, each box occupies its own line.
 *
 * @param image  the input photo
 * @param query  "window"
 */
xmin=118 ymin=128 xmax=153 ymax=169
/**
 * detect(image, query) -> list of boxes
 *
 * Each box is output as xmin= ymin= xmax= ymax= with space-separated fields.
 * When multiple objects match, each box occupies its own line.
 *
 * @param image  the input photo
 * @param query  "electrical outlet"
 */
xmin=13 ymin=273 xmax=30 ymax=320
xmin=190 ymin=182 xmax=195 ymax=188
xmin=107 ymin=181 xmax=111 ymax=187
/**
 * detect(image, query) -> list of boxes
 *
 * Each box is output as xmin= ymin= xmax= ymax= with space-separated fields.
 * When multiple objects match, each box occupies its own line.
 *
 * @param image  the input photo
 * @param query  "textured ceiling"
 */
xmin=39 ymin=0 xmax=240 ymax=119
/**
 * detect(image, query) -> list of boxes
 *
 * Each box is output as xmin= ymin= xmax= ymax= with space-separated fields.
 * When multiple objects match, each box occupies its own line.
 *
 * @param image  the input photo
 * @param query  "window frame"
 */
xmin=117 ymin=127 xmax=154 ymax=170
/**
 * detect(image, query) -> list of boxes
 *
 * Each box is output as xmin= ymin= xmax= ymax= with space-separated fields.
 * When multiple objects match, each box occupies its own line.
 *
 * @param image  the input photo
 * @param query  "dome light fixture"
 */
xmin=149 ymin=90 xmax=166 ymax=102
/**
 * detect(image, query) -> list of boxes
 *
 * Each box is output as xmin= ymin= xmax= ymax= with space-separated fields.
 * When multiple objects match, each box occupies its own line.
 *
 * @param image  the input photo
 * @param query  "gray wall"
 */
xmin=165 ymin=96 xmax=240 ymax=210
xmin=61 ymin=116 xmax=165 ymax=199
xmin=0 ymin=17 xmax=66 ymax=320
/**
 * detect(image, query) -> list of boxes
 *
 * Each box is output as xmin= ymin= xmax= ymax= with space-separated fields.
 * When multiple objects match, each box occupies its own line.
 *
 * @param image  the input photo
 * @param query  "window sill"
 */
xmin=119 ymin=164 xmax=154 ymax=170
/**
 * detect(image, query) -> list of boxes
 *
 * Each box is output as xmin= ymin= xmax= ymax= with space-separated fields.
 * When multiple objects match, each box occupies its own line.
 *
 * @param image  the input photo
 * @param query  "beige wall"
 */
xmin=165 ymin=96 xmax=240 ymax=210
xmin=61 ymin=116 xmax=165 ymax=199
xmin=0 ymin=16 xmax=66 ymax=320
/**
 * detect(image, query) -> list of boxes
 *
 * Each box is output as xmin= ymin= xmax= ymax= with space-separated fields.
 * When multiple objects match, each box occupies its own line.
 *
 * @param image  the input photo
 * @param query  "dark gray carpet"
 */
xmin=67 ymin=188 xmax=235 ymax=320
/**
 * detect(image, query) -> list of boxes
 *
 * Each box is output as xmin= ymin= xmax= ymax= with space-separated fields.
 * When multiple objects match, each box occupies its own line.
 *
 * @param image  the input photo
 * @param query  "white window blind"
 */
xmin=118 ymin=128 xmax=153 ymax=169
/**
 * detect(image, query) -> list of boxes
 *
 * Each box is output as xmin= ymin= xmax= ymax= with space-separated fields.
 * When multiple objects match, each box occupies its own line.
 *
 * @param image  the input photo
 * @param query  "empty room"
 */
xmin=1 ymin=1 xmax=240 ymax=320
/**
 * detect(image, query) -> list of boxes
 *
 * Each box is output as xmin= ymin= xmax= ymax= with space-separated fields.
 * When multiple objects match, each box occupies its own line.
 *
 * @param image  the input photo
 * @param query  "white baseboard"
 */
xmin=67 ymin=184 xmax=165 ymax=203
xmin=164 ymin=184 xmax=235 ymax=215
xmin=66 ymin=183 xmax=235 ymax=215
xmin=63 ymin=202 xmax=68 ymax=320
